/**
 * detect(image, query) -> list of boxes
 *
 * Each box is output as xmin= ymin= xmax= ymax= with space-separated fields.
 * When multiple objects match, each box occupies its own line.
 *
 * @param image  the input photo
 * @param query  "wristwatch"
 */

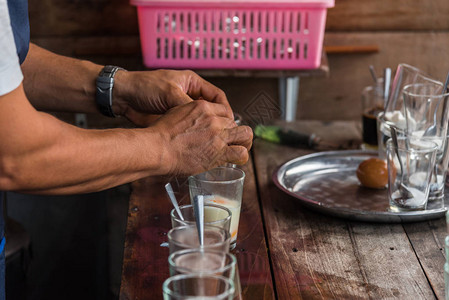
xmin=95 ymin=65 xmax=125 ymax=117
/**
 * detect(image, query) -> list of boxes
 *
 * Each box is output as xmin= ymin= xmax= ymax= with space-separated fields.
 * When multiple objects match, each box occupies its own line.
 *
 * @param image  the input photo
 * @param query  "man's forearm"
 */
xmin=21 ymin=43 xmax=104 ymax=113
xmin=0 ymin=84 xmax=168 ymax=195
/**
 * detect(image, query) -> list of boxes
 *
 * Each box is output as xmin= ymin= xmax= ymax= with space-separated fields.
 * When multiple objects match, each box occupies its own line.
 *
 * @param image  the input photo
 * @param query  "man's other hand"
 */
xmin=150 ymin=100 xmax=253 ymax=176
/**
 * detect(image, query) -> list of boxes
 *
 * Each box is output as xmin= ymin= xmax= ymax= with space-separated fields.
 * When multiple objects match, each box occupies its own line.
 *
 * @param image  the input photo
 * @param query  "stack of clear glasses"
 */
xmin=378 ymin=64 xmax=449 ymax=211
xmin=163 ymin=166 xmax=245 ymax=300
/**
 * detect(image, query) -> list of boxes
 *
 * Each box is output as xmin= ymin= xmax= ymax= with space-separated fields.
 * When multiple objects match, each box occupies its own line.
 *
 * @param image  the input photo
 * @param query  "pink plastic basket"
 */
xmin=131 ymin=0 xmax=334 ymax=70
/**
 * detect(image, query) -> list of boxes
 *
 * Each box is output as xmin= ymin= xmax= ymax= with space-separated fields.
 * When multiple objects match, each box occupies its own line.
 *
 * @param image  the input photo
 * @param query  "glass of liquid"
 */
xmin=168 ymin=249 xmax=236 ymax=279
xmin=162 ymin=274 xmax=235 ymax=300
xmin=361 ymin=78 xmax=384 ymax=150
xmin=189 ymin=166 xmax=245 ymax=249
xmin=170 ymin=204 xmax=231 ymax=233
xmin=167 ymin=225 xmax=231 ymax=255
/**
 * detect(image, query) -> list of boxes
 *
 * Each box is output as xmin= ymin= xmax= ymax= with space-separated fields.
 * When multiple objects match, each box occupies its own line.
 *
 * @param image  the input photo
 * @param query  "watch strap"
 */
xmin=96 ymin=65 xmax=124 ymax=117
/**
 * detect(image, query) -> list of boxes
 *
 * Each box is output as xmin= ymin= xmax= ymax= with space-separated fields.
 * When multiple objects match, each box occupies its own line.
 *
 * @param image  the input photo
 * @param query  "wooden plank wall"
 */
xmin=28 ymin=0 xmax=449 ymax=123
xmin=303 ymin=0 xmax=449 ymax=121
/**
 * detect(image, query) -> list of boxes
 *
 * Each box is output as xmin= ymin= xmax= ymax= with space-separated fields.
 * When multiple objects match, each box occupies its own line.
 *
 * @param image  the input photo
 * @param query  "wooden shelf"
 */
xmin=194 ymin=52 xmax=329 ymax=78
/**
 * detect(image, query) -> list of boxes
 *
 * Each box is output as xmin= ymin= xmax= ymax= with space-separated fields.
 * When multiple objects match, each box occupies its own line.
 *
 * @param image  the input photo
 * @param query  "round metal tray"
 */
xmin=272 ymin=150 xmax=448 ymax=223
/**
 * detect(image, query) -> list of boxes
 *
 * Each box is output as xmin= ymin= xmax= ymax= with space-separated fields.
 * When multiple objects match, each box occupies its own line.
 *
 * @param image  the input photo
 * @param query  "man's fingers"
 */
xmin=189 ymin=75 xmax=227 ymax=104
xmin=194 ymin=100 xmax=234 ymax=119
xmin=222 ymin=145 xmax=249 ymax=165
xmin=222 ymin=125 xmax=253 ymax=150
xmin=185 ymin=72 xmax=233 ymax=119
xmin=197 ymin=79 xmax=228 ymax=105
xmin=172 ymin=88 xmax=194 ymax=106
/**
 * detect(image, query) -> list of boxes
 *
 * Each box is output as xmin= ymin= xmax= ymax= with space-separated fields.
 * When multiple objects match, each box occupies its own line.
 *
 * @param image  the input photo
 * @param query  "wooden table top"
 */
xmin=119 ymin=120 xmax=447 ymax=299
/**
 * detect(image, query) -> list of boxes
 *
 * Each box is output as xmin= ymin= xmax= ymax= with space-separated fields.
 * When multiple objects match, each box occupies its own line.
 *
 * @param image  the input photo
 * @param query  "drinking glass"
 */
xmin=386 ymin=137 xmax=438 ymax=211
xmin=377 ymin=64 xmax=440 ymax=159
xmin=170 ymin=204 xmax=231 ymax=233
xmin=189 ymin=166 xmax=245 ymax=249
xmin=162 ymin=274 xmax=235 ymax=300
xmin=361 ymin=78 xmax=384 ymax=149
xmin=402 ymin=82 xmax=449 ymax=201
xmin=168 ymin=249 xmax=236 ymax=279
xmin=167 ymin=225 xmax=231 ymax=254
xmin=377 ymin=112 xmax=406 ymax=160
xmin=384 ymin=63 xmax=441 ymax=125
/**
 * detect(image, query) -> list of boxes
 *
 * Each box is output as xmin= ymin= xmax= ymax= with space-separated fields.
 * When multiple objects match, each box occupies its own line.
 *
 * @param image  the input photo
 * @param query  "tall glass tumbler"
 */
xmin=384 ymin=63 xmax=441 ymax=126
xmin=162 ymin=274 xmax=235 ymax=300
xmin=189 ymin=167 xmax=245 ymax=249
xmin=377 ymin=64 xmax=441 ymax=159
xmin=402 ymin=82 xmax=449 ymax=201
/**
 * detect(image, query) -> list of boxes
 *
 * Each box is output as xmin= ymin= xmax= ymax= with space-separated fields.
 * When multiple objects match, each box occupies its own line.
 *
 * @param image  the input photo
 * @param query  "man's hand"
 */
xmin=151 ymin=100 xmax=253 ymax=176
xmin=21 ymin=45 xmax=233 ymax=128
xmin=114 ymin=69 xmax=232 ymax=127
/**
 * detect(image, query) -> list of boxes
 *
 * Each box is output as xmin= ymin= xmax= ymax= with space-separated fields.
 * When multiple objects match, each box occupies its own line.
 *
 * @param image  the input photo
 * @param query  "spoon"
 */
xmin=390 ymin=126 xmax=413 ymax=199
xmin=423 ymin=71 xmax=449 ymax=137
xmin=192 ymin=195 xmax=205 ymax=247
xmin=165 ymin=183 xmax=184 ymax=221
xmin=369 ymin=65 xmax=378 ymax=84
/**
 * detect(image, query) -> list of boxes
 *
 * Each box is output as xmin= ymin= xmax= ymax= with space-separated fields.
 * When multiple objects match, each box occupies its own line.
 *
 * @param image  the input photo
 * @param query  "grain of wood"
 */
xmin=28 ymin=0 xmax=138 ymax=36
xmin=253 ymin=121 xmax=437 ymax=299
xmin=28 ymin=0 xmax=449 ymax=35
xmin=403 ymin=218 xmax=447 ymax=300
xmin=326 ymin=0 xmax=449 ymax=31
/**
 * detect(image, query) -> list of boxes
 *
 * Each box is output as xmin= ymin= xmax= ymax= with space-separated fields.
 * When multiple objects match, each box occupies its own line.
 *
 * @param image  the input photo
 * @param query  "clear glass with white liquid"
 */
xmin=189 ymin=167 xmax=245 ymax=249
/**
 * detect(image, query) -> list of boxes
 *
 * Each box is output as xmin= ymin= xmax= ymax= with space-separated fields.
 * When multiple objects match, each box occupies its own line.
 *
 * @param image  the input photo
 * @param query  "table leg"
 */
xmin=279 ymin=76 xmax=300 ymax=122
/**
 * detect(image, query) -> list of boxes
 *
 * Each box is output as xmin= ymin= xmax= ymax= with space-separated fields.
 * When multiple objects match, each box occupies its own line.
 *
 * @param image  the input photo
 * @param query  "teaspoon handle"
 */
xmin=193 ymin=195 xmax=205 ymax=247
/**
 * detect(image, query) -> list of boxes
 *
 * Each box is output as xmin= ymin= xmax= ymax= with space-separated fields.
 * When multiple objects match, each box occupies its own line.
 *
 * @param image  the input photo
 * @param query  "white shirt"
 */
xmin=0 ymin=0 xmax=23 ymax=96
